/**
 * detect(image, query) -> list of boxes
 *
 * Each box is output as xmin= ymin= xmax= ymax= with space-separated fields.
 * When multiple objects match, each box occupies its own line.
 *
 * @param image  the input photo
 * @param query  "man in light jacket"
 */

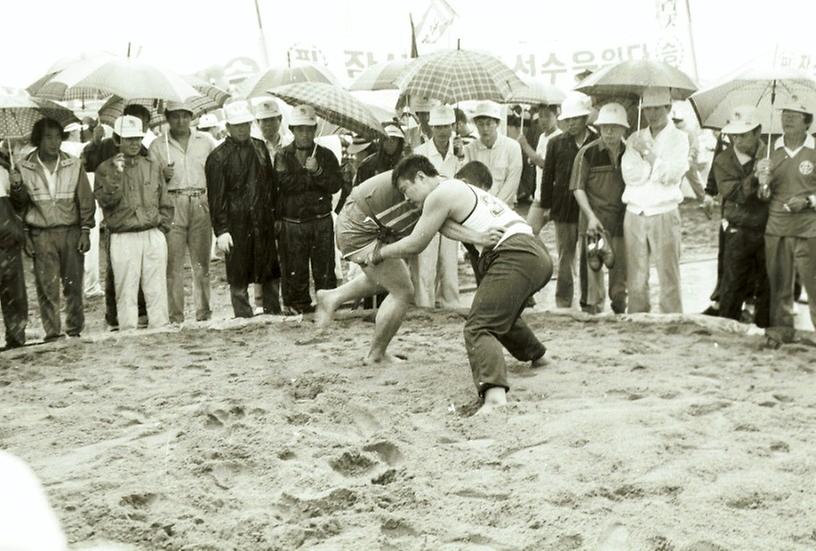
xmin=621 ymin=87 xmax=689 ymax=313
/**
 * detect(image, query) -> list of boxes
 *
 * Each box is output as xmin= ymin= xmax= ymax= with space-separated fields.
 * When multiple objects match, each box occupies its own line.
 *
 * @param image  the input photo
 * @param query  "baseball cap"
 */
xmin=428 ymin=105 xmax=456 ymax=126
xmin=472 ymin=100 xmax=502 ymax=121
xmin=289 ymin=105 xmax=317 ymax=126
xmin=594 ymin=102 xmax=629 ymax=128
xmin=252 ymin=98 xmax=282 ymax=120
xmin=113 ymin=115 xmax=145 ymax=138
xmin=224 ymin=100 xmax=254 ymax=125
xmin=721 ymin=105 xmax=761 ymax=134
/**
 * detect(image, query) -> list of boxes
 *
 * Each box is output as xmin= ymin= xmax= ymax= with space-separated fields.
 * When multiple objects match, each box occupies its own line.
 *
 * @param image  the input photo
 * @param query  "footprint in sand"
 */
xmin=329 ymin=450 xmax=378 ymax=476
xmin=347 ymin=405 xmax=383 ymax=436
xmin=362 ymin=441 xmax=404 ymax=466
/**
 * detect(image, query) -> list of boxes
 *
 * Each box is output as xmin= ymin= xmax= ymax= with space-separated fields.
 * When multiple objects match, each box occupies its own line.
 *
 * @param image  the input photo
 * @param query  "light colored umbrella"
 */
xmin=240 ymin=64 xmax=337 ymax=99
xmin=26 ymin=51 xmax=116 ymax=100
xmin=504 ymin=79 xmax=566 ymax=105
xmin=396 ymin=48 xmax=525 ymax=104
xmin=0 ymin=88 xmax=78 ymax=138
xmin=267 ymin=82 xmax=385 ymax=140
xmin=97 ymin=77 xmax=230 ymax=129
xmin=689 ymin=67 xmax=816 ymax=136
xmin=33 ymin=56 xmax=199 ymax=102
xmin=349 ymin=59 xmax=411 ymax=92
xmin=575 ymin=59 xmax=698 ymax=100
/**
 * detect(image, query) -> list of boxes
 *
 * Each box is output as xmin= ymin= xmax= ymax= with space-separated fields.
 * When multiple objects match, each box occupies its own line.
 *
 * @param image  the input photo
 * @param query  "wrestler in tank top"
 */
xmin=449 ymin=179 xmax=533 ymax=252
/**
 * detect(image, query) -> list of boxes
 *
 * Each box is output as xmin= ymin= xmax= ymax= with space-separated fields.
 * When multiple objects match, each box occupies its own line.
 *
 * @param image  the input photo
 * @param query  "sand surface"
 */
xmin=2 ymin=201 xmax=816 ymax=550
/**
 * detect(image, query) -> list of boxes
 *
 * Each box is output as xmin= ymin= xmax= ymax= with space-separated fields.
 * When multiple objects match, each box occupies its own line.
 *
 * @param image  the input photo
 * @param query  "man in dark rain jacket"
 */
xmin=206 ymin=100 xmax=281 ymax=318
xmin=0 ymin=155 xmax=27 ymax=348
xmin=275 ymin=105 xmax=342 ymax=314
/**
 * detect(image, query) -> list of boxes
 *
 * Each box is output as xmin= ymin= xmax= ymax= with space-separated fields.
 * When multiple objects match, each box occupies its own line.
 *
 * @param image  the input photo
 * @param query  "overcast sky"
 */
xmin=4 ymin=0 xmax=814 ymax=90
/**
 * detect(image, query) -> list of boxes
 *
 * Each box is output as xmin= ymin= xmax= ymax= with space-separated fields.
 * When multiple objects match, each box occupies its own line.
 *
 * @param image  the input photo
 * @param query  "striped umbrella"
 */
xmin=349 ymin=59 xmax=410 ymax=92
xmin=267 ymin=82 xmax=385 ymax=140
xmin=0 ymin=89 xmax=78 ymax=138
xmin=33 ymin=56 xmax=199 ymax=102
xmin=575 ymin=59 xmax=697 ymax=101
xmin=396 ymin=49 xmax=525 ymax=104
xmin=240 ymin=64 xmax=337 ymax=99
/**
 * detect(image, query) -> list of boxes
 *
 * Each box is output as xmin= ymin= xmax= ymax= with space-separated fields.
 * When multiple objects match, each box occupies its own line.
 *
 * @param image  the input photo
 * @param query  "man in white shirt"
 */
xmin=148 ymin=101 xmax=216 ymax=323
xmin=412 ymin=105 xmax=461 ymax=308
xmin=464 ymin=101 xmax=523 ymax=207
xmin=519 ymin=104 xmax=562 ymax=236
xmin=621 ymin=87 xmax=690 ymax=313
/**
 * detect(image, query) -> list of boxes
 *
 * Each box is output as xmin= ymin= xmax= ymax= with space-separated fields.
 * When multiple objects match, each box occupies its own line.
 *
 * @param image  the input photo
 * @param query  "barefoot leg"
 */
xmin=363 ymin=259 xmax=414 ymax=363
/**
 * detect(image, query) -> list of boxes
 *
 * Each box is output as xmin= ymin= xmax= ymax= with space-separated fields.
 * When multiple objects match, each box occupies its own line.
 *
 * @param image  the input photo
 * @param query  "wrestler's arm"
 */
xmin=377 ymin=187 xmax=452 ymax=259
xmin=439 ymin=219 xmax=493 ymax=243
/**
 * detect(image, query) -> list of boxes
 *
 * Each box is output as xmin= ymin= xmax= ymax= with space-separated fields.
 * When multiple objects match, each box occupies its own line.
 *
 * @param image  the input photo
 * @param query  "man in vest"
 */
xmin=367 ymin=155 xmax=554 ymax=414
xmin=10 ymin=118 xmax=94 ymax=340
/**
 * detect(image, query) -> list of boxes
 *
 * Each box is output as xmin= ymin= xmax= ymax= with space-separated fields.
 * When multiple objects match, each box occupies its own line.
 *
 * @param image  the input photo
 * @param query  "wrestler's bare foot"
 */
xmin=531 ymin=354 xmax=549 ymax=368
xmin=315 ymin=289 xmax=336 ymax=329
xmin=363 ymin=352 xmax=407 ymax=365
xmin=476 ymin=387 xmax=508 ymax=415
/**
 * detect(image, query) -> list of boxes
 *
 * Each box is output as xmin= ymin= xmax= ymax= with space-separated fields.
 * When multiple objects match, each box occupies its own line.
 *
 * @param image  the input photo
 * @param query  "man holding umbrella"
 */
xmin=148 ymin=100 xmax=216 ymax=324
xmin=275 ymin=105 xmax=342 ymax=314
xmin=621 ymin=87 xmax=689 ymax=314
xmin=758 ymin=97 xmax=816 ymax=339
xmin=206 ymin=100 xmax=280 ymax=318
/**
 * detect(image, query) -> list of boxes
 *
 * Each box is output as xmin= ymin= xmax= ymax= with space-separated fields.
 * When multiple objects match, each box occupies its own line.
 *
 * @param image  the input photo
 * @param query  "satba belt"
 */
xmin=282 ymin=212 xmax=332 ymax=224
xmin=168 ymin=188 xmax=206 ymax=196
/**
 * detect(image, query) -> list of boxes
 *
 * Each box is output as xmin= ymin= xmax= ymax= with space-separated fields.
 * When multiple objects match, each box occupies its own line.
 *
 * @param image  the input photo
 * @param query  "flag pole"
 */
xmin=683 ymin=0 xmax=700 ymax=84
xmin=254 ymin=0 xmax=271 ymax=69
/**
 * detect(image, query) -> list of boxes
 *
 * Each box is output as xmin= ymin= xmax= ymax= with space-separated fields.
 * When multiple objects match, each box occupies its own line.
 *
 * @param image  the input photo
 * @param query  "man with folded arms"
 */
xmin=149 ymin=101 xmax=216 ymax=324
xmin=621 ymin=87 xmax=689 ymax=313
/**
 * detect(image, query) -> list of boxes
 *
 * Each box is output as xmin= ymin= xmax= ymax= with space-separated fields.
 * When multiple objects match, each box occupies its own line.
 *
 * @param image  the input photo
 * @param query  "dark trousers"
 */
xmin=102 ymin=227 xmax=146 ymax=327
xmin=30 ymin=227 xmax=84 ymax=338
xmin=280 ymin=216 xmax=337 ymax=311
xmin=464 ymin=235 xmax=553 ymax=396
xmin=230 ymin=280 xmax=280 ymax=318
xmin=0 ymin=246 xmax=27 ymax=347
xmin=710 ymin=223 xmax=726 ymax=302
xmin=719 ymin=226 xmax=769 ymax=328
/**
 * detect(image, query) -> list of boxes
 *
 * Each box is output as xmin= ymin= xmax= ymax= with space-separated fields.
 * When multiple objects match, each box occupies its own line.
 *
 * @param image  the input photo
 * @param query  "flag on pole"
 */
xmin=416 ymin=0 xmax=457 ymax=45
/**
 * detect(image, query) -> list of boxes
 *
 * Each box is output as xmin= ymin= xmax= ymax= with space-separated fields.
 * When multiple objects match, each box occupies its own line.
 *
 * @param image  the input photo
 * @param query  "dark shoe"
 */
xmin=525 ymin=296 xmax=536 ymax=309
xmin=598 ymin=232 xmax=615 ymax=269
xmin=586 ymin=235 xmax=603 ymax=272
xmin=137 ymin=315 xmax=149 ymax=329
xmin=702 ymin=305 xmax=719 ymax=316
xmin=44 ymin=334 xmax=65 ymax=343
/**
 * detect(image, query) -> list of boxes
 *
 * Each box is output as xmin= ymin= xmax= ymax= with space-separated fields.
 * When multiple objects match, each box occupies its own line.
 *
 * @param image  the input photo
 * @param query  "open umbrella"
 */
xmin=503 ymin=79 xmax=565 ymax=106
xmin=576 ymin=59 xmax=697 ymax=100
xmin=689 ymin=67 xmax=816 ymax=137
xmin=96 ymin=77 xmax=229 ymax=129
xmin=349 ymin=59 xmax=411 ymax=92
xmin=396 ymin=48 xmax=525 ymax=104
xmin=576 ymin=59 xmax=697 ymax=129
xmin=33 ymin=56 xmax=199 ymax=103
xmin=240 ymin=64 xmax=337 ymax=99
xmin=267 ymin=82 xmax=385 ymax=140
xmin=0 ymin=89 xmax=78 ymax=138
xmin=26 ymin=51 xmax=116 ymax=100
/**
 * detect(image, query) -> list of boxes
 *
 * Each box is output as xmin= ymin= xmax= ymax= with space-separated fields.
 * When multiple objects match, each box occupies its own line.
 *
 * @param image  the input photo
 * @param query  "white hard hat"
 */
xmin=558 ymin=93 xmax=592 ymax=121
